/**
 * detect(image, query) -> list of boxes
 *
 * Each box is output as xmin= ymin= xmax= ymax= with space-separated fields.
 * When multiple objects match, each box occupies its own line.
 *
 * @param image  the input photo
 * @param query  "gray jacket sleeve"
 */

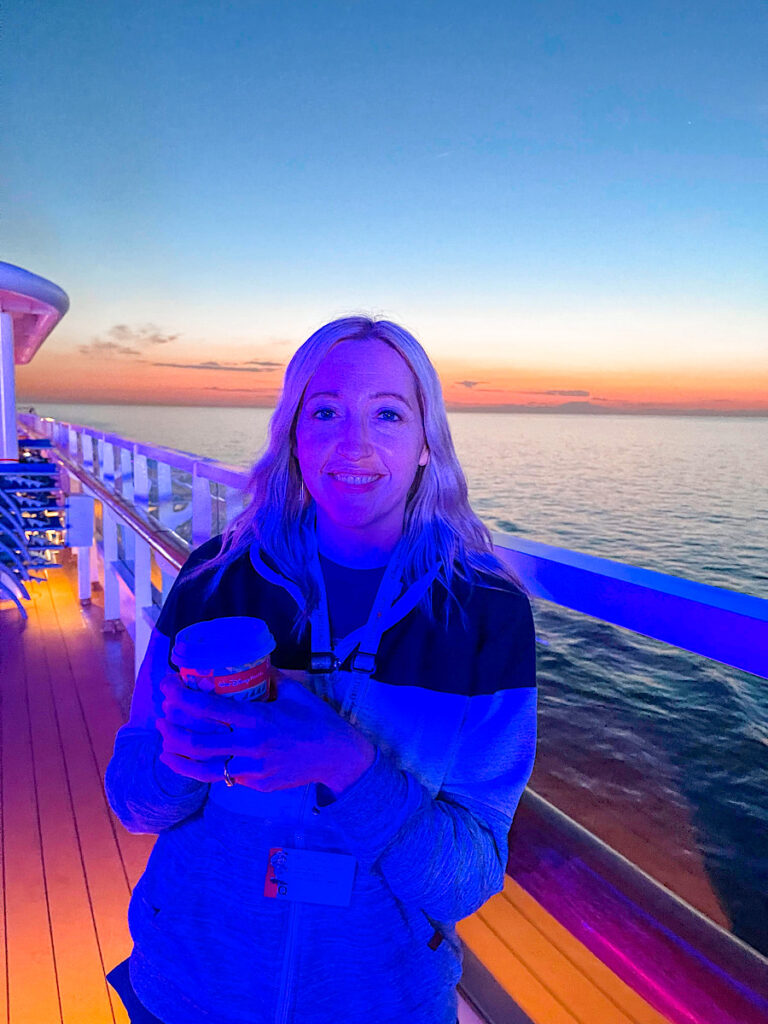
xmin=104 ymin=624 xmax=209 ymax=834
xmin=105 ymin=726 xmax=209 ymax=834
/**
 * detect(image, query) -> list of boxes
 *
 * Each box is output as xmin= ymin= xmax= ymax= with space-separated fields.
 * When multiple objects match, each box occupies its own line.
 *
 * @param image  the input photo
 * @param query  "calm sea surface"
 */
xmin=22 ymin=403 xmax=768 ymax=955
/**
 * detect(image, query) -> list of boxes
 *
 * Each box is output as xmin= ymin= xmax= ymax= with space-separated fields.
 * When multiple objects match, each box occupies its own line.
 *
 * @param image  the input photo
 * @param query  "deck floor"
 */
xmin=1 ymin=551 xmax=153 ymax=1023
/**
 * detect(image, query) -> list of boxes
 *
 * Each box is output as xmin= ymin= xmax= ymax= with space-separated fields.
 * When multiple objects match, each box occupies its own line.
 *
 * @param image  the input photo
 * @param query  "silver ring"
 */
xmin=223 ymin=757 xmax=236 ymax=787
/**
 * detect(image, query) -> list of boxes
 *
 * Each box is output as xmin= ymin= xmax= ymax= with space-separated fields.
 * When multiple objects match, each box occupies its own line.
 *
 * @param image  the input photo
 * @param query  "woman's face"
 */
xmin=294 ymin=338 xmax=429 ymax=562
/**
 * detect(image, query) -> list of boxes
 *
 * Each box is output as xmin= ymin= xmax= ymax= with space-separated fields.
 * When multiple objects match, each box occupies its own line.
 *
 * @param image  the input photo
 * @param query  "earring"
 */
xmin=299 ymin=479 xmax=305 ymax=505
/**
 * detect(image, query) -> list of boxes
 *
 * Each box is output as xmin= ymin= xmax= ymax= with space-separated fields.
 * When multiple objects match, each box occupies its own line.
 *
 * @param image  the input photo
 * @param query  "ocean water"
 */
xmin=21 ymin=402 xmax=768 ymax=955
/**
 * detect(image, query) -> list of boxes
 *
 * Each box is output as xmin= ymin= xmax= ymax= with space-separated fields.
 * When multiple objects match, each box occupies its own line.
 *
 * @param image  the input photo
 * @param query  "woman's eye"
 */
xmin=310 ymin=407 xmax=402 ymax=422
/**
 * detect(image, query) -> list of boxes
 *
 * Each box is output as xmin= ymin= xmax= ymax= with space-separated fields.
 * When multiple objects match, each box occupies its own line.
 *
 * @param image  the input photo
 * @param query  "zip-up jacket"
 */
xmin=104 ymin=533 xmax=537 ymax=1024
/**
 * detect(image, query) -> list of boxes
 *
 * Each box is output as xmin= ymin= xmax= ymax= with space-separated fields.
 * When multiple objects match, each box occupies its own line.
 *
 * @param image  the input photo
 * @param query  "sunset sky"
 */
xmin=5 ymin=1 xmax=767 ymax=415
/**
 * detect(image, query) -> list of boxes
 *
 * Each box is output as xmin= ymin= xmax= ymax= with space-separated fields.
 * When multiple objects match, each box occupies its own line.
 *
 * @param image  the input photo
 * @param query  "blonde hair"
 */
xmin=179 ymin=315 xmax=525 ymax=637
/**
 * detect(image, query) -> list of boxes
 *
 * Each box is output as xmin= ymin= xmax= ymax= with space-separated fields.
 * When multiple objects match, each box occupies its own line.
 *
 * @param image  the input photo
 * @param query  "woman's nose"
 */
xmin=335 ymin=416 xmax=373 ymax=458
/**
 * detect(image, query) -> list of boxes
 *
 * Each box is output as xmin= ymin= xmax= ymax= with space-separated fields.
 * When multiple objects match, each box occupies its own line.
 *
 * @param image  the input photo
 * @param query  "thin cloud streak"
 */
xmin=449 ymin=399 xmax=766 ymax=416
xmin=78 ymin=323 xmax=180 ymax=358
xmin=78 ymin=340 xmax=141 ymax=357
xmin=109 ymin=324 xmax=179 ymax=346
xmin=520 ymin=389 xmax=591 ymax=397
xmin=151 ymin=360 xmax=283 ymax=372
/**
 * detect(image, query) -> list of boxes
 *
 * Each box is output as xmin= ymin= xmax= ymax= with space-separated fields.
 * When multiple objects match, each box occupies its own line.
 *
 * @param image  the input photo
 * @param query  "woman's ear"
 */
xmin=418 ymin=445 xmax=430 ymax=467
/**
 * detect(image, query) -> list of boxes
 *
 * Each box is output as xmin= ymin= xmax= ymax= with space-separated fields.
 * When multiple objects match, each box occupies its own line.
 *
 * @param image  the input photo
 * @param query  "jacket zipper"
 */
xmin=274 ymin=782 xmax=311 ymax=1024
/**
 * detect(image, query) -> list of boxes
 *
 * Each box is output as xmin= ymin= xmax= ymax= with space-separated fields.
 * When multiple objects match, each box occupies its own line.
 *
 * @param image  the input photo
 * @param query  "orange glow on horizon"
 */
xmin=437 ymin=360 xmax=768 ymax=413
xmin=15 ymin=351 xmax=768 ymax=414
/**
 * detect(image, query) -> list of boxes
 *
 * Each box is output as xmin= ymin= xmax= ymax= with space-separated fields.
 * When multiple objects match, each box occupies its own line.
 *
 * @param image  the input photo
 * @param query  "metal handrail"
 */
xmin=493 ymin=532 xmax=767 ymax=679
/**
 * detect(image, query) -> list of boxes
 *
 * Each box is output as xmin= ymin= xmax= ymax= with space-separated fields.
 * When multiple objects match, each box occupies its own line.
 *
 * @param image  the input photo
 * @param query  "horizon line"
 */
xmin=17 ymin=399 xmax=768 ymax=419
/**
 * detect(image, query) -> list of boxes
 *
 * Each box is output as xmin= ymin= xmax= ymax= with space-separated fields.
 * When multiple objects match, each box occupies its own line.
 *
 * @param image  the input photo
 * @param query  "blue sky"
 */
xmin=4 ymin=0 xmax=768 ymax=409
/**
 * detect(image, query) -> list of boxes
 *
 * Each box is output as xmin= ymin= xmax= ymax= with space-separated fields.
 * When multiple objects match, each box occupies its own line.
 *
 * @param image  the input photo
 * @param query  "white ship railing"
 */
xmin=16 ymin=412 xmax=768 ymax=684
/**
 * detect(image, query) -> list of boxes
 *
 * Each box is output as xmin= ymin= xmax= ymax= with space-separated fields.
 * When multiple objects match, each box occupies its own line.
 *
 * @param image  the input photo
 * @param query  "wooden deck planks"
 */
xmin=21 ymin=591 xmax=119 ymax=1022
xmin=456 ymin=913 xmax=581 ymax=1024
xmin=30 ymin=578 xmax=140 ymax=1022
xmin=498 ymin=877 xmax=673 ymax=1024
xmin=34 ymin=574 xmax=135 ymax=907
xmin=1 ymin=553 xmax=152 ymax=1024
xmin=2 ymin=613 xmax=65 ymax=1023
xmin=37 ymin=560 xmax=155 ymax=891
xmin=476 ymin=896 xmax=637 ymax=1024
xmin=458 ymin=875 xmax=675 ymax=1024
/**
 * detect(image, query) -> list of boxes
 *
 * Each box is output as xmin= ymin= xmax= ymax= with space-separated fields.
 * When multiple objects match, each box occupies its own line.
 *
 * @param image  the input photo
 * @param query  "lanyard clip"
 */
xmin=350 ymin=650 xmax=376 ymax=674
xmin=310 ymin=652 xmax=340 ymax=673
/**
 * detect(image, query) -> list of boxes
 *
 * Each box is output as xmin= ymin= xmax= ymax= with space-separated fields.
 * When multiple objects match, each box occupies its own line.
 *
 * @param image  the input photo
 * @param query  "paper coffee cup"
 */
xmin=171 ymin=616 xmax=277 ymax=701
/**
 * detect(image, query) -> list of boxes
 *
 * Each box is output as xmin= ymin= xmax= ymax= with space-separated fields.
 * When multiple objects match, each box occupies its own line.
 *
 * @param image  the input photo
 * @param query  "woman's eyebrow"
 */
xmin=306 ymin=389 xmax=414 ymax=409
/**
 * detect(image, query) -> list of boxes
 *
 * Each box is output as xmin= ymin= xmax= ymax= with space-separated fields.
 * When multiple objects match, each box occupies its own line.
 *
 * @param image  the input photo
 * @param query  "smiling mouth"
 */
xmin=329 ymin=473 xmax=382 ymax=485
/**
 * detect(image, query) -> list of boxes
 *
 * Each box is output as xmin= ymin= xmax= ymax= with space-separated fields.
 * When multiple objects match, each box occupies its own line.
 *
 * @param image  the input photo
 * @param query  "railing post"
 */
xmin=156 ymin=459 xmax=184 ymax=602
xmin=66 ymin=494 xmax=96 ymax=604
xmin=65 ymin=467 xmax=100 ymax=590
xmin=101 ymin=440 xmax=115 ymax=489
xmin=90 ymin=543 xmax=99 ymax=586
xmin=77 ymin=548 xmax=92 ymax=602
xmin=191 ymin=463 xmax=211 ymax=548
xmin=225 ymin=484 xmax=244 ymax=528
xmin=68 ymin=424 xmax=79 ymax=460
xmin=157 ymin=460 xmax=173 ymax=525
xmin=134 ymin=535 xmax=152 ymax=676
xmin=82 ymin=432 xmax=95 ymax=475
xmin=0 ymin=310 xmax=18 ymax=460
xmin=120 ymin=447 xmax=134 ymax=501
xmin=101 ymin=504 xmax=122 ymax=630
xmin=117 ymin=447 xmax=136 ymax=564
xmin=133 ymin=448 xmax=149 ymax=513
xmin=99 ymin=441 xmax=126 ymax=572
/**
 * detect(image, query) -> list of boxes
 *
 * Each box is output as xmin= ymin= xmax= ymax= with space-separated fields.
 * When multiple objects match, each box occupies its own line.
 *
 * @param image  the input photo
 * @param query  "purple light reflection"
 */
xmin=506 ymin=800 xmax=768 ymax=1024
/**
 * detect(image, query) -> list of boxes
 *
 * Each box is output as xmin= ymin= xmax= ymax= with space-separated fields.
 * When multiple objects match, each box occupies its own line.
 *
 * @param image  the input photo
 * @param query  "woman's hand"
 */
xmin=157 ymin=669 xmax=375 ymax=796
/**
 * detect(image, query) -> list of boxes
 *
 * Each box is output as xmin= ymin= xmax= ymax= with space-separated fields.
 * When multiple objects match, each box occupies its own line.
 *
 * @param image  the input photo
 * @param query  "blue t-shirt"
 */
xmin=317 ymin=551 xmax=386 ymax=644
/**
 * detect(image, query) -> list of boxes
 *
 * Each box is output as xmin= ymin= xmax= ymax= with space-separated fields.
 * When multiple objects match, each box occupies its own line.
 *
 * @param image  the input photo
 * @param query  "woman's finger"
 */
xmin=160 ymin=680 xmax=270 ymax=729
xmin=158 ymin=749 xmax=226 ymax=784
xmin=158 ymin=719 xmax=238 ymax=758
xmin=162 ymin=704 xmax=234 ymax=731
xmin=160 ymin=681 xmax=221 ymax=714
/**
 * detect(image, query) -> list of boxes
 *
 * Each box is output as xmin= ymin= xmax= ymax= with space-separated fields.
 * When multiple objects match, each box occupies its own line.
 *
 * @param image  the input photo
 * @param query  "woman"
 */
xmin=105 ymin=316 xmax=537 ymax=1024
